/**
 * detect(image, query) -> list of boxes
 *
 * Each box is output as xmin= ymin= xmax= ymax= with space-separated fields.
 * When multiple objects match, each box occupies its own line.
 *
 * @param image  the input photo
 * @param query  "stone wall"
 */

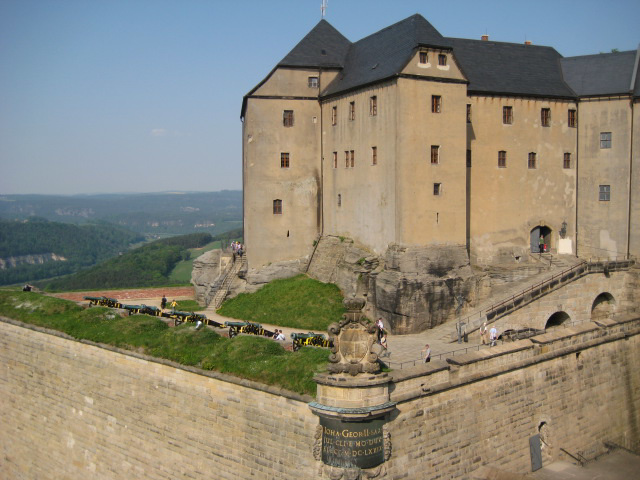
xmin=1 ymin=315 xmax=638 ymax=479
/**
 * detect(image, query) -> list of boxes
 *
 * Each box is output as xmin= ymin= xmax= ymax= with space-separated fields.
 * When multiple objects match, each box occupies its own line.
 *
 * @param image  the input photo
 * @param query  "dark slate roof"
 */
xmin=560 ymin=50 xmax=639 ymax=97
xmin=278 ymin=19 xmax=351 ymax=69
xmin=323 ymin=14 xmax=451 ymax=96
xmin=445 ymin=38 xmax=575 ymax=98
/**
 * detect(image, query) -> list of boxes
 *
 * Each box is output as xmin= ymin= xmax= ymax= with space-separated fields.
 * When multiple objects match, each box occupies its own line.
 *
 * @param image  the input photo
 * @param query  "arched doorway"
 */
xmin=545 ymin=311 xmax=570 ymax=329
xmin=591 ymin=293 xmax=615 ymax=321
xmin=530 ymin=226 xmax=552 ymax=253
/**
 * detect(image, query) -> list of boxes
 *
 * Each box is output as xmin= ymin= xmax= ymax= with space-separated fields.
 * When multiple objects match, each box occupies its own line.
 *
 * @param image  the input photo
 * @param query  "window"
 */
xmin=419 ymin=51 xmax=428 ymax=64
xmin=370 ymin=96 xmax=377 ymax=116
xmin=433 ymin=183 xmax=442 ymax=195
xmin=350 ymin=150 xmax=355 ymax=168
xmin=438 ymin=54 xmax=447 ymax=66
xmin=372 ymin=146 xmax=377 ymax=165
xmin=273 ymin=199 xmax=282 ymax=214
xmin=600 ymin=132 xmax=612 ymax=149
xmin=308 ymin=76 xmax=318 ymax=88
xmin=528 ymin=152 xmax=537 ymax=169
xmin=568 ymin=109 xmax=577 ymax=128
xmin=349 ymin=101 xmax=355 ymax=121
xmin=498 ymin=150 xmax=507 ymax=168
xmin=503 ymin=106 xmax=513 ymax=124
xmin=345 ymin=151 xmax=349 ymax=168
xmin=466 ymin=149 xmax=471 ymax=167
xmin=332 ymin=106 xmax=337 ymax=125
xmin=541 ymin=108 xmax=551 ymax=127
xmin=466 ymin=104 xmax=471 ymax=123
xmin=280 ymin=152 xmax=290 ymax=168
xmin=338 ymin=194 xmax=341 ymax=207
xmin=599 ymin=185 xmax=610 ymax=201
xmin=430 ymin=145 xmax=440 ymax=165
xmin=431 ymin=95 xmax=441 ymax=113
xmin=333 ymin=152 xmax=337 ymax=168
xmin=283 ymin=110 xmax=294 ymax=127
xmin=563 ymin=153 xmax=571 ymax=169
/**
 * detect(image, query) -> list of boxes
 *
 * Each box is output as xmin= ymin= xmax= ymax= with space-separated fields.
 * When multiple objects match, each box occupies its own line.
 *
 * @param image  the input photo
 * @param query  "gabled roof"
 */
xmin=323 ymin=14 xmax=451 ymax=96
xmin=278 ymin=19 xmax=351 ymax=69
xmin=446 ymin=38 xmax=575 ymax=98
xmin=560 ymin=49 xmax=639 ymax=97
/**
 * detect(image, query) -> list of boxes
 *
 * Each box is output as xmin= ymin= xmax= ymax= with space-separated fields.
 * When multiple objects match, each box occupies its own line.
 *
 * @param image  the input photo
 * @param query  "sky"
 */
xmin=1 ymin=0 xmax=639 ymax=196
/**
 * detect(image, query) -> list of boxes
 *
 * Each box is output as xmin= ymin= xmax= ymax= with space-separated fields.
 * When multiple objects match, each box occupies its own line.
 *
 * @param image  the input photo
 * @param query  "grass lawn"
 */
xmin=217 ymin=274 xmax=346 ymax=331
xmin=168 ymin=240 xmax=222 ymax=284
xmin=0 ymin=289 xmax=328 ymax=396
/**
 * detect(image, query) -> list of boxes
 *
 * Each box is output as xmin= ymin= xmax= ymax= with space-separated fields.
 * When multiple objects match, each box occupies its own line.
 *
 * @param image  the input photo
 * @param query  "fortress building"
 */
xmin=241 ymin=14 xmax=639 ymax=269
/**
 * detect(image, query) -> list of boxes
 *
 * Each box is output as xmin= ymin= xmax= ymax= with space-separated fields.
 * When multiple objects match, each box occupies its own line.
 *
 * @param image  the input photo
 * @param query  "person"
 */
xmin=480 ymin=321 xmax=488 ymax=345
xmin=489 ymin=326 xmax=498 ymax=347
xmin=539 ymin=235 xmax=544 ymax=254
xmin=161 ymin=295 xmax=167 ymax=310
xmin=170 ymin=299 xmax=178 ymax=312
xmin=276 ymin=330 xmax=285 ymax=341
xmin=421 ymin=344 xmax=431 ymax=363
xmin=379 ymin=333 xmax=389 ymax=357
xmin=376 ymin=318 xmax=384 ymax=342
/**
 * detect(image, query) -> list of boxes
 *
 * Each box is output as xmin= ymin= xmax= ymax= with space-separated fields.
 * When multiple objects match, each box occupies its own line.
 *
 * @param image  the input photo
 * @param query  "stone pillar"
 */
xmin=309 ymin=298 xmax=395 ymax=479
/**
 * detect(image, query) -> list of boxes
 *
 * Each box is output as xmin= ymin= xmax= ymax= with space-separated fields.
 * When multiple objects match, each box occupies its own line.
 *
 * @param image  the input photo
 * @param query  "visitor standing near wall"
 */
xmin=490 ymin=326 xmax=498 ymax=347
xmin=480 ymin=322 xmax=488 ymax=344
xmin=379 ymin=333 xmax=389 ymax=357
xmin=539 ymin=235 xmax=544 ymax=254
xmin=421 ymin=344 xmax=431 ymax=363
xmin=376 ymin=318 xmax=384 ymax=342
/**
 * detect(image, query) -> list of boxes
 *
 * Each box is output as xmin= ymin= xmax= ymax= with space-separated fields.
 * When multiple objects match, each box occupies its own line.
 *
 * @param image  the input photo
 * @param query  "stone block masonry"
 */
xmin=1 ymin=315 xmax=638 ymax=479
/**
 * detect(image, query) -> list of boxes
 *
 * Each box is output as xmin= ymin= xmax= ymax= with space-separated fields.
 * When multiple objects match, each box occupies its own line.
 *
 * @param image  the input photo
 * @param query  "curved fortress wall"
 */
xmin=1 ymin=316 xmax=638 ymax=479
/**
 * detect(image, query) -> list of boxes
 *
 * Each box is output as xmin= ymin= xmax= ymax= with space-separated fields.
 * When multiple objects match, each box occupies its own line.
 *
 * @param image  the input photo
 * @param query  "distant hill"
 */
xmin=43 ymin=233 xmax=213 ymax=291
xmin=0 ymin=219 xmax=144 ymax=286
xmin=0 ymin=191 xmax=242 ymax=237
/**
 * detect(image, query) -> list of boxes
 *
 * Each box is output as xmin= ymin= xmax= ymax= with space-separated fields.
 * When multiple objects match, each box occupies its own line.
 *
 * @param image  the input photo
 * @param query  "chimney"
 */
xmin=525 ymin=40 xmax=532 ymax=46
xmin=481 ymin=34 xmax=489 ymax=41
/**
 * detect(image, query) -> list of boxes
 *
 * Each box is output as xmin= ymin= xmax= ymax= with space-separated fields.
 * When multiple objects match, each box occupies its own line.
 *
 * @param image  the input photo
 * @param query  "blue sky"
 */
xmin=1 ymin=0 xmax=638 ymax=195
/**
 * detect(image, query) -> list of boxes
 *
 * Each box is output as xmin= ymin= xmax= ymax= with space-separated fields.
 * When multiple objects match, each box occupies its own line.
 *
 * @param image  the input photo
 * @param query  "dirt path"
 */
xmin=53 ymin=286 xmax=195 ymax=302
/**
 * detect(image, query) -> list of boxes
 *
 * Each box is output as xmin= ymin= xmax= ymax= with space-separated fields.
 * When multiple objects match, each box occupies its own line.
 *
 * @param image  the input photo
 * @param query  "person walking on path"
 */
xmin=170 ymin=299 xmax=178 ymax=313
xmin=379 ymin=333 xmax=389 ymax=357
xmin=161 ymin=295 xmax=167 ymax=310
xmin=489 ymin=326 xmax=498 ymax=347
xmin=480 ymin=321 xmax=488 ymax=345
xmin=421 ymin=344 xmax=431 ymax=363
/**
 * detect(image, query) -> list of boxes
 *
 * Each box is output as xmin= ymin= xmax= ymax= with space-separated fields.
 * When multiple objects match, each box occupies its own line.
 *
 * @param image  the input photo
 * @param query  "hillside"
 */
xmin=0 ymin=219 xmax=143 ymax=286
xmin=0 ymin=191 xmax=242 ymax=237
xmin=43 ymin=233 xmax=213 ymax=291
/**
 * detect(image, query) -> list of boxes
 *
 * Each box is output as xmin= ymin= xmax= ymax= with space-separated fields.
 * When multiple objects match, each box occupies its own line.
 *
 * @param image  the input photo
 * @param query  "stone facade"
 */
xmin=2 ymin=314 xmax=638 ymax=479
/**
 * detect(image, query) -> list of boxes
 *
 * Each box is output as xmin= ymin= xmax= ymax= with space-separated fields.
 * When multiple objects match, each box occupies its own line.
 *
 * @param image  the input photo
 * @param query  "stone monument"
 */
xmin=309 ymin=298 xmax=396 ymax=479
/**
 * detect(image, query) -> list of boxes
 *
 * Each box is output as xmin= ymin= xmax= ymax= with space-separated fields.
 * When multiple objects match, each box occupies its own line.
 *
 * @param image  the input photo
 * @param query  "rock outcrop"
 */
xmin=191 ymin=249 xmax=229 ymax=305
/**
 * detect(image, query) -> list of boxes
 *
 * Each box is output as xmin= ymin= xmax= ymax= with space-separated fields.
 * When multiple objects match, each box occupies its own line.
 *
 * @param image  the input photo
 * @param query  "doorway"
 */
xmin=530 ymin=226 xmax=552 ymax=253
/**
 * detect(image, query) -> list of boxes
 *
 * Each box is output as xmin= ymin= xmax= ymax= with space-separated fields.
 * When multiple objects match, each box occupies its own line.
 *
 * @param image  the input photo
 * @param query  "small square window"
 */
xmin=466 ymin=104 xmax=471 ymax=123
xmin=350 ymin=150 xmax=355 ymax=168
xmin=431 ymin=95 xmax=441 ymax=113
xmin=332 ymin=106 xmax=337 ymax=126
xmin=599 ymin=185 xmax=610 ymax=201
xmin=371 ymin=146 xmax=377 ymax=165
xmin=563 ymin=153 xmax=571 ymax=169
xmin=600 ymin=132 xmax=612 ymax=149
xmin=349 ymin=101 xmax=355 ymax=121
xmin=498 ymin=150 xmax=507 ymax=168
xmin=419 ymin=51 xmax=428 ymax=64
xmin=333 ymin=152 xmax=337 ymax=169
xmin=280 ymin=152 xmax=290 ymax=168
xmin=438 ymin=54 xmax=447 ymax=66
xmin=433 ymin=183 xmax=442 ymax=195
xmin=273 ymin=199 xmax=282 ymax=214
xmin=568 ymin=109 xmax=577 ymax=128
xmin=369 ymin=96 xmax=377 ymax=116
xmin=503 ymin=106 xmax=513 ymax=125
xmin=541 ymin=108 xmax=551 ymax=127
xmin=308 ymin=76 xmax=318 ymax=88
xmin=528 ymin=152 xmax=537 ymax=169
xmin=430 ymin=145 xmax=440 ymax=165
xmin=283 ymin=110 xmax=294 ymax=127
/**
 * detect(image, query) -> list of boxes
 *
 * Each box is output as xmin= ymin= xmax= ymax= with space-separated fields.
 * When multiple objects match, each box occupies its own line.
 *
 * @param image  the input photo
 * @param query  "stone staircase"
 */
xmin=208 ymin=255 xmax=246 ymax=309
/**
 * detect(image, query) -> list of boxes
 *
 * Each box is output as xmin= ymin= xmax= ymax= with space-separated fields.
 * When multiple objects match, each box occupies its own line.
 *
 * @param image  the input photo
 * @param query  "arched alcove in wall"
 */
xmin=545 ymin=311 xmax=570 ymax=329
xmin=591 ymin=292 xmax=616 ymax=321
xmin=530 ymin=225 xmax=552 ymax=253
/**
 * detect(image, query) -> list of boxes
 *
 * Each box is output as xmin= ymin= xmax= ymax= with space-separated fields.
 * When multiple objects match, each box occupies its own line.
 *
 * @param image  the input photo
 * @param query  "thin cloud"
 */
xmin=150 ymin=128 xmax=167 ymax=137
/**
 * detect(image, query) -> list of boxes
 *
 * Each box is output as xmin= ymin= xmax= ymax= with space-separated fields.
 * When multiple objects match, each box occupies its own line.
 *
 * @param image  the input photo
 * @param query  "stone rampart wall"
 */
xmin=1 ymin=315 xmax=638 ymax=479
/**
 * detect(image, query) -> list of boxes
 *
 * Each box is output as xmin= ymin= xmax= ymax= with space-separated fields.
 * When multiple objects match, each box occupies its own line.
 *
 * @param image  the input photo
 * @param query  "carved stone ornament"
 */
xmin=327 ymin=298 xmax=380 ymax=375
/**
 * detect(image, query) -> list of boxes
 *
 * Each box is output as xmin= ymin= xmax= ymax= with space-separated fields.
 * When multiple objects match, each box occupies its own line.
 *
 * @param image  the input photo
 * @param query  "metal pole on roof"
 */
xmin=321 ymin=0 xmax=327 ymax=18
